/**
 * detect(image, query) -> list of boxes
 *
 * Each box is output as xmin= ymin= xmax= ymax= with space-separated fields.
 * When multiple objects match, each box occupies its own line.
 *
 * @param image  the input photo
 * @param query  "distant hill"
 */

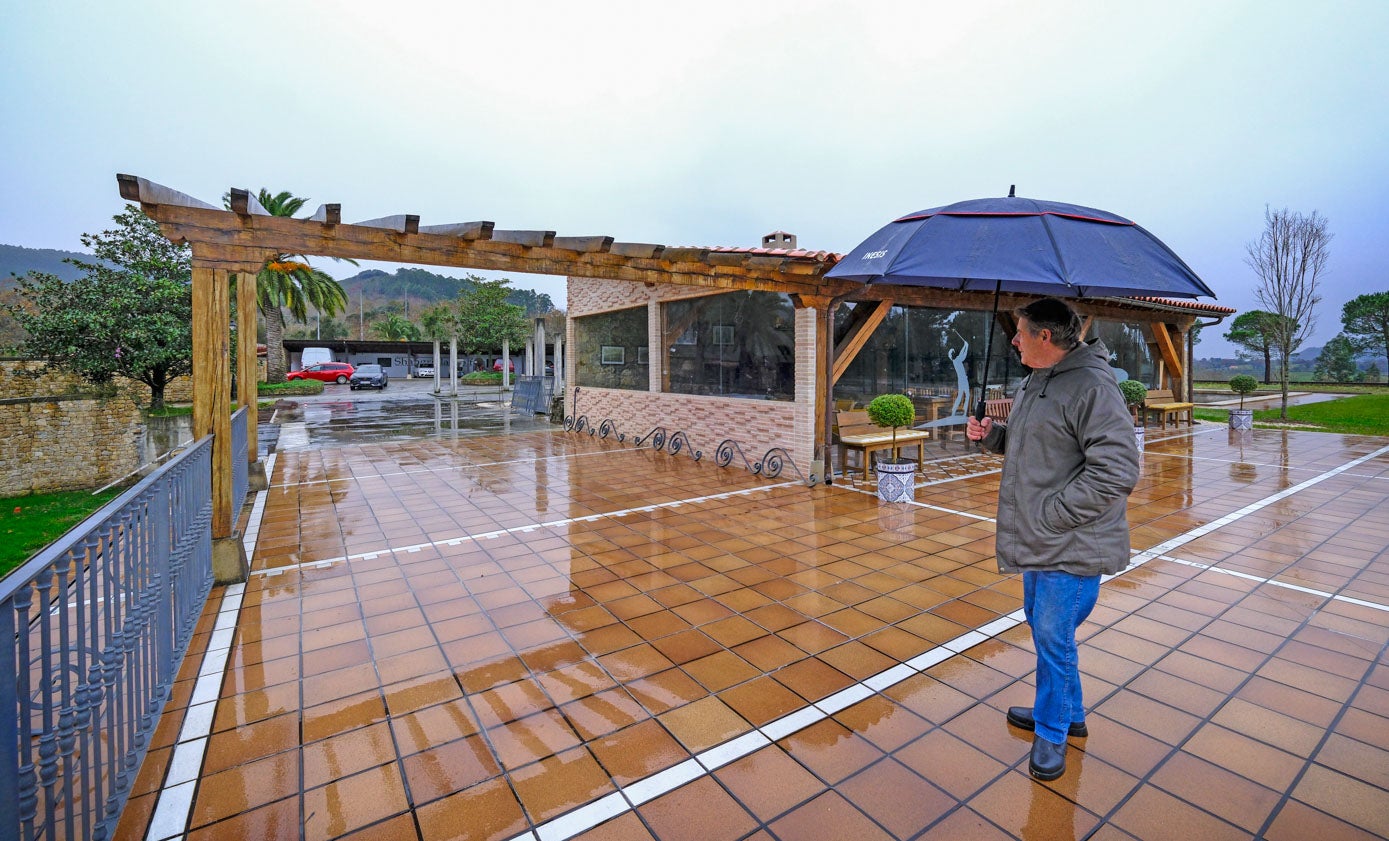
xmin=0 ymin=244 xmax=96 ymax=289
xmin=337 ymin=266 xmax=556 ymax=315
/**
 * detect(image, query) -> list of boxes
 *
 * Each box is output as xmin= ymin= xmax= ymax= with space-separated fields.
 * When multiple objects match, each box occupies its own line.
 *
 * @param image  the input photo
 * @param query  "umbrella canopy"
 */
xmin=826 ymin=194 xmax=1216 ymax=300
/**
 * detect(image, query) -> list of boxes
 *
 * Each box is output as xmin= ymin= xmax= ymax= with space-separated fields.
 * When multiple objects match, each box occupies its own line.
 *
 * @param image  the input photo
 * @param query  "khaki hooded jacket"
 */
xmin=980 ymin=338 xmax=1141 ymax=576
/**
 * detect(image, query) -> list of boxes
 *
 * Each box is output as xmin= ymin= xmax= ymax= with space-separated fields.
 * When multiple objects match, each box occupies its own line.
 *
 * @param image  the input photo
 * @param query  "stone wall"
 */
xmin=0 ymin=360 xmax=144 ymax=495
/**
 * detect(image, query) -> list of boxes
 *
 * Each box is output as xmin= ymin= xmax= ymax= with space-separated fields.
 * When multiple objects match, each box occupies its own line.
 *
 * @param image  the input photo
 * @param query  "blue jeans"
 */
xmin=1023 ymin=570 xmax=1100 ymax=744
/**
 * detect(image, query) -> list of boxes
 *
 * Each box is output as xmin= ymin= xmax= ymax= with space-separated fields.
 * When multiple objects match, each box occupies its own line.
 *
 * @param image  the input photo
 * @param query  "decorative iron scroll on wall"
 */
xmin=633 ymin=427 xmax=702 ymax=461
xmin=715 ymin=439 xmax=816 ymax=485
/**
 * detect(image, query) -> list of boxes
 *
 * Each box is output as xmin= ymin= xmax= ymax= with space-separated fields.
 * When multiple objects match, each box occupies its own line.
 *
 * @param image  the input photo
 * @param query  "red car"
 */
xmin=286 ymin=362 xmax=355 ymax=384
xmin=492 ymin=359 xmax=516 ymax=373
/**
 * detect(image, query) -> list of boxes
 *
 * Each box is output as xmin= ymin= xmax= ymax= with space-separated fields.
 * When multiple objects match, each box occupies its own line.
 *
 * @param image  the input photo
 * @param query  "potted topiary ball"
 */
xmin=1228 ymin=374 xmax=1258 ymax=431
xmin=866 ymin=393 xmax=917 ymax=503
xmin=1118 ymin=379 xmax=1149 ymax=448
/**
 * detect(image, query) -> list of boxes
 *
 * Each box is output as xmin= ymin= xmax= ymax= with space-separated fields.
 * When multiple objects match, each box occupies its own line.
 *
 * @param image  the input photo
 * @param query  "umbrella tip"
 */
xmin=1008 ymin=184 xmax=1016 ymax=197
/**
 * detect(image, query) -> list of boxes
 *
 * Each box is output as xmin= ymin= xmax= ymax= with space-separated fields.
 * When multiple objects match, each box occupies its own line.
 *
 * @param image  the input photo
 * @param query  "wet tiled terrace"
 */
xmin=118 ymin=424 xmax=1389 ymax=840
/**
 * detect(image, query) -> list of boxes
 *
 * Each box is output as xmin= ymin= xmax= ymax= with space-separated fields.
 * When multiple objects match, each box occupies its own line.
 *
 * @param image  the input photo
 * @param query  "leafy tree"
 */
xmin=1247 ymin=206 xmax=1331 ymax=418
xmin=1223 ymin=310 xmax=1294 ymax=384
xmin=6 ymin=205 xmax=192 ymax=410
xmin=1365 ymin=361 xmax=1383 ymax=383
xmin=1340 ymin=291 xmax=1389 ymax=370
xmin=371 ymin=313 xmax=421 ymax=341
xmin=223 ymin=189 xmax=349 ymax=382
xmin=457 ymin=276 xmax=529 ymax=359
xmin=1313 ymin=335 xmax=1361 ymax=382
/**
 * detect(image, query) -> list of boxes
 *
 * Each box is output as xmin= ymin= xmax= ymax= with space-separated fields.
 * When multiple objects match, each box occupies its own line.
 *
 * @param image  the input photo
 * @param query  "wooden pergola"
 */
xmin=118 ymin=174 xmax=1223 ymax=582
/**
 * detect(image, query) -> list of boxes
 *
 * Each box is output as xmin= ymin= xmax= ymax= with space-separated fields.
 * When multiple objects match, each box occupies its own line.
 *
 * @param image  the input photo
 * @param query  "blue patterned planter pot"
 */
xmin=1230 ymin=409 xmax=1254 ymax=431
xmin=876 ymin=458 xmax=916 ymax=503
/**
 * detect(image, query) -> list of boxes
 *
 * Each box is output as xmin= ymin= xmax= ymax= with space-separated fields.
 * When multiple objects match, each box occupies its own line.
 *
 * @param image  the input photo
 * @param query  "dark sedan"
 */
xmin=349 ymin=364 xmax=389 ymax=390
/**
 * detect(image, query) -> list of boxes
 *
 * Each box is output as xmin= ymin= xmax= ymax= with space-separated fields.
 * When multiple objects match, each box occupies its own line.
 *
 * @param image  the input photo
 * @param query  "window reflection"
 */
xmin=574 ymin=305 xmax=649 ymax=390
xmin=1092 ymin=319 xmax=1156 ymax=385
xmin=664 ymin=292 xmax=796 ymax=401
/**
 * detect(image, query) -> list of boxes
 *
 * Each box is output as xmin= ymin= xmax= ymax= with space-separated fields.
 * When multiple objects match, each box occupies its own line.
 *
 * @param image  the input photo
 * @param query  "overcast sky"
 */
xmin=5 ymin=0 xmax=1385 ymax=357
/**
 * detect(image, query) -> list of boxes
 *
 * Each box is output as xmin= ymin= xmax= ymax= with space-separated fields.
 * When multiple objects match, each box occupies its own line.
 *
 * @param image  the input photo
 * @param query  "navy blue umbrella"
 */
xmin=826 ymin=190 xmax=1215 ymax=419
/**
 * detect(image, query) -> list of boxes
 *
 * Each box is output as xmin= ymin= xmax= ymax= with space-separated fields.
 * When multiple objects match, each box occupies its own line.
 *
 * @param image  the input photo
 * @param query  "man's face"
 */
xmin=1012 ymin=317 xmax=1054 ymax=369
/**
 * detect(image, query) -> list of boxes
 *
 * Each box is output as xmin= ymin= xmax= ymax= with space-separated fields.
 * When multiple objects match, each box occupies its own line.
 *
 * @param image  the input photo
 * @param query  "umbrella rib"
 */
xmin=1036 ymin=212 xmax=1078 ymax=294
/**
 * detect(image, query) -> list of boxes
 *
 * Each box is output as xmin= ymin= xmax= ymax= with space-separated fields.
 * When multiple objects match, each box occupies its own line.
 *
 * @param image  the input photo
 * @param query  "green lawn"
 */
xmin=1194 ymin=393 xmax=1389 ymax=436
xmin=1 ymin=488 xmax=123 ymax=577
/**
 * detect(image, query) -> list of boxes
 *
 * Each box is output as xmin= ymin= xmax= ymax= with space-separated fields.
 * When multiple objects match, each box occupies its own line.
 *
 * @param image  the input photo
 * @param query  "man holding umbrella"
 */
xmin=966 ymin=297 xmax=1140 ymax=781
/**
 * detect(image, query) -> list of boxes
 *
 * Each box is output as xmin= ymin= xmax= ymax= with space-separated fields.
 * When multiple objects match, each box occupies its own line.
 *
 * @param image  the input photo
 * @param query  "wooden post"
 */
xmin=235 ymin=271 xmax=265 ymax=490
xmin=192 ymin=263 xmax=247 ymax=582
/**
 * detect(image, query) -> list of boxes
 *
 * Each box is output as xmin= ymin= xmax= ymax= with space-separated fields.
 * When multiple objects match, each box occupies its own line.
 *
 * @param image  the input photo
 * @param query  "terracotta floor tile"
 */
xmin=780 ymin=718 xmax=884 ymax=785
xmin=732 ymin=634 xmax=806 ymax=672
xmin=636 ymin=776 xmax=758 ymax=841
xmin=509 ymin=746 xmax=617 ymax=824
xmin=680 ymin=649 xmax=760 ymax=692
xmin=401 ymin=733 xmax=500 ymax=805
xmin=303 ymin=720 xmax=398 ymax=790
xmin=718 ymin=675 xmax=809 ymax=727
xmin=941 ymin=703 xmax=1031 ymax=766
xmin=839 ymin=757 xmax=954 ymax=838
xmin=818 ymin=640 xmax=897 ymax=680
xmin=1264 ymin=799 xmax=1384 ymax=841
xmin=1334 ymin=707 xmax=1389 ymax=748
xmin=1236 ymin=675 xmax=1344 ymax=728
xmin=768 ymin=790 xmax=894 ymax=840
xmin=884 ymin=673 xmax=977 ymax=724
xmin=624 ymin=668 xmax=707 ymax=716
xmin=1151 ymin=750 xmax=1282 ymax=829
xmin=658 ymin=695 xmax=750 ymax=752
xmin=915 ymin=806 xmax=1013 ymax=840
xmin=303 ymin=762 xmax=409 ymax=841
xmin=384 ymin=674 xmax=465 ymax=716
xmin=646 ymin=628 xmax=722 ymax=665
xmin=337 ymin=812 xmax=421 ymax=841
xmin=1057 ymin=715 xmax=1170 ymax=781
xmin=570 ymin=812 xmax=655 ymax=841
xmin=970 ymin=767 xmax=1102 ymax=839
xmin=185 ymin=796 xmax=301 ymax=841
xmin=773 ymin=656 xmax=855 ymax=703
xmin=1184 ymin=723 xmax=1304 ymax=791
xmin=1094 ymin=689 xmax=1201 ymax=746
xmin=304 ymin=662 xmax=381 ymax=707
xmin=712 ymin=743 xmax=826 ymax=821
xmin=587 ymin=718 xmax=688 ymax=785
xmin=1211 ymin=697 xmax=1327 ymax=756
xmin=1314 ymin=733 xmax=1389 ymax=790
xmin=473 ymin=678 xmax=554 ymax=728
xmin=486 ymin=708 xmax=582 ymax=770
xmin=1111 ymin=783 xmax=1253 ymax=841
xmin=191 ymin=749 xmax=301 ymax=827
xmin=416 ymin=778 xmax=528 ymax=841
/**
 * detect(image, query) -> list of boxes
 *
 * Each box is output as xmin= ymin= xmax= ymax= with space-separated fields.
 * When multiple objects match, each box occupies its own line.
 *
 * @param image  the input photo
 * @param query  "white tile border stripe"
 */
xmin=143 ymin=453 xmax=275 ymax=841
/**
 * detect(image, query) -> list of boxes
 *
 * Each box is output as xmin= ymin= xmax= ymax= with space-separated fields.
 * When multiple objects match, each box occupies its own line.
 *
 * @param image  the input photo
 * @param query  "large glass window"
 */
xmin=833 ymin=305 xmax=1017 ymax=419
xmin=664 ymin=291 xmax=796 ymax=401
xmin=574 ymin=305 xmax=649 ymax=390
xmin=1092 ymin=320 xmax=1157 ymax=385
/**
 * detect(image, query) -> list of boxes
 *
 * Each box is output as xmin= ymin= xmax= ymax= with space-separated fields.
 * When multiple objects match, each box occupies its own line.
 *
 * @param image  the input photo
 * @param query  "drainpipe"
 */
xmin=1188 ymin=315 xmax=1227 ymax=402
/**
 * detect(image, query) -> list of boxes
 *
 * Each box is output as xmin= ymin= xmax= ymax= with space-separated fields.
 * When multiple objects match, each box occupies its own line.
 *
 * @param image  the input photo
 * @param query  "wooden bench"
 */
xmin=1143 ymin=388 xmax=1194 ymax=429
xmin=835 ymin=410 xmax=932 ymax=481
xmin=985 ymin=398 xmax=1013 ymax=421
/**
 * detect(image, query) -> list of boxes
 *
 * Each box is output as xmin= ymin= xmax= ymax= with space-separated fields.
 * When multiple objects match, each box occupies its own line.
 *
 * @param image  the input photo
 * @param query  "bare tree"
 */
xmin=1246 ymin=206 xmax=1331 ymax=418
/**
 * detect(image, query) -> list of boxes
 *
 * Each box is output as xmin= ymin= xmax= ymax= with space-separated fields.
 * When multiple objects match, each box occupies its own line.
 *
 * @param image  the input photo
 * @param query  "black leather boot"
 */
xmin=1006 ymin=706 xmax=1088 ymax=737
xmin=1029 ymin=735 xmax=1067 ymax=781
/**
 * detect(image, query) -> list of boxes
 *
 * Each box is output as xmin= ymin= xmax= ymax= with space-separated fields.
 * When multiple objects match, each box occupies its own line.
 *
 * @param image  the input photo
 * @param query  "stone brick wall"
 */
xmin=0 ymin=360 xmax=144 ymax=495
xmin=565 ymin=279 xmax=820 ymax=477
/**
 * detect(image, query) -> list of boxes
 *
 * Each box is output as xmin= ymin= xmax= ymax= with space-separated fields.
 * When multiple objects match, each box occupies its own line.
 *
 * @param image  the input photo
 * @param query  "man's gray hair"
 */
xmin=1016 ymin=298 xmax=1083 ymax=349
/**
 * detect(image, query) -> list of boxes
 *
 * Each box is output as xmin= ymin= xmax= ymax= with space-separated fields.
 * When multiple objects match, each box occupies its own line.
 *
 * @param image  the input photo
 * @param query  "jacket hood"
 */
xmin=1033 ymin=338 xmax=1114 ymax=398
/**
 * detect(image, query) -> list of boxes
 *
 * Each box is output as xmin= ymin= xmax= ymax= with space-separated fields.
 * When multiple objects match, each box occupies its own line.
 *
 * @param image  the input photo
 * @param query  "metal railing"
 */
xmin=232 ymin=407 xmax=248 ymax=515
xmin=1 ymin=437 xmax=214 ymax=841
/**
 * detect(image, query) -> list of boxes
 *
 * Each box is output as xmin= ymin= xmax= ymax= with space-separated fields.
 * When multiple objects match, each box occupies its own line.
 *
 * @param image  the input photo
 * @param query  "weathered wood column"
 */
xmin=192 ymin=260 xmax=247 ymax=583
xmin=235 ymin=271 xmax=268 ymax=492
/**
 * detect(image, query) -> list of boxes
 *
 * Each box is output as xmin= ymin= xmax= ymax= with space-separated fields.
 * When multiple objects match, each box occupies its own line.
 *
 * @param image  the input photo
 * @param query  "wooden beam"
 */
xmin=552 ymin=235 xmax=613 ymax=253
xmin=611 ymin=243 xmax=665 ymax=259
xmin=492 ymin=230 xmax=555 ymax=247
xmin=353 ymin=214 xmax=419 ymax=234
xmin=419 ymin=221 xmax=493 ymax=240
xmin=117 ymin=173 xmax=218 ymax=209
xmin=235 ymin=271 xmax=259 ymax=463
xmin=191 ymin=265 xmax=233 ymax=540
xmin=1079 ymin=315 xmax=1094 ymax=341
xmin=1149 ymin=321 xmax=1184 ymax=390
xmin=832 ymin=299 xmax=894 ymax=384
xmin=228 ymin=188 xmax=270 ymax=216
xmin=309 ymin=204 xmax=342 ymax=225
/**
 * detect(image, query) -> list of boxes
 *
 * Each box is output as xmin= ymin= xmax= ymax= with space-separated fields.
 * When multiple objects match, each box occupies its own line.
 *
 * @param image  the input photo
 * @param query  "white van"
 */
xmin=299 ymin=347 xmax=333 ymax=369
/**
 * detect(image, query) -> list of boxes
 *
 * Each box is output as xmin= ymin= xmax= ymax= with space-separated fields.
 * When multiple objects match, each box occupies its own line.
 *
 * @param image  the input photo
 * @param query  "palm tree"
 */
xmin=226 ymin=190 xmax=350 ymax=381
xmin=371 ymin=313 xmax=421 ymax=341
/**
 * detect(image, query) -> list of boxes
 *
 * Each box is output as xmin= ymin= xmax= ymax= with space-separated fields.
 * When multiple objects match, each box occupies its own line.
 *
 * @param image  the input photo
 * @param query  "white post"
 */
xmin=536 ymin=319 xmax=547 ymax=377
xmin=448 ymin=336 xmax=458 ymax=396
xmin=502 ymin=337 xmax=511 ymax=389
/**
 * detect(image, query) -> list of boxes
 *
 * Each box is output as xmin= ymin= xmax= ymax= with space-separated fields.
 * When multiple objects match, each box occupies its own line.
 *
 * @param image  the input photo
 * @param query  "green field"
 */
xmin=1 ymin=488 xmax=123 ymax=577
xmin=1194 ymin=393 xmax=1389 ymax=436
